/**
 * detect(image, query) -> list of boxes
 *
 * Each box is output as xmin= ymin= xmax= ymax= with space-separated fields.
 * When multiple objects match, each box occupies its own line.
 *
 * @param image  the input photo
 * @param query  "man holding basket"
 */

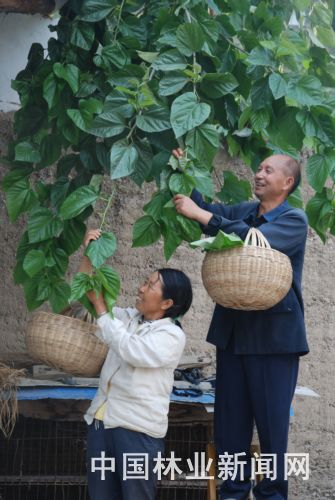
xmin=173 ymin=149 xmax=309 ymax=500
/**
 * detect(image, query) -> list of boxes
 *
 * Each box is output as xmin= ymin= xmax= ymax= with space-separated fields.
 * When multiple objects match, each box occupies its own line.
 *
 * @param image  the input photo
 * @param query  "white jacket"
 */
xmin=84 ymin=307 xmax=186 ymax=438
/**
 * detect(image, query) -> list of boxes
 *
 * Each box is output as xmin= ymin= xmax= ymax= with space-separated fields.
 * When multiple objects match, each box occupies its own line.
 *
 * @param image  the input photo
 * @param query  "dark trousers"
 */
xmin=86 ymin=421 xmax=165 ymax=500
xmin=215 ymin=338 xmax=299 ymax=500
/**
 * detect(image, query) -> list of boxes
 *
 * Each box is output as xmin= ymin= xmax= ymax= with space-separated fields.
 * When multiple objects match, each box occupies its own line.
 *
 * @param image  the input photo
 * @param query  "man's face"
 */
xmin=254 ymin=156 xmax=293 ymax=201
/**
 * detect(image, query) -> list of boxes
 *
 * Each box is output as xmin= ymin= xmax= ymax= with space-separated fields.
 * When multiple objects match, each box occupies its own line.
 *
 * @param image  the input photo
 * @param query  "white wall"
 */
xmin=0 ymin=1 xmax=66 ymax=112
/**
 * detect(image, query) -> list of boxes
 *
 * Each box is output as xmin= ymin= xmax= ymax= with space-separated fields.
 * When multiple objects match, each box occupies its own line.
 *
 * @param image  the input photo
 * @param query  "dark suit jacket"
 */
xmin=191 ymin=190 xmax=309 ymax=356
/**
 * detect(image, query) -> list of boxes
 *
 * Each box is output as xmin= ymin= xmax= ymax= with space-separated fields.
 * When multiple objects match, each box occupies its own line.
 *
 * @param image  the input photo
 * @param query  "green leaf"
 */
xmin=136 ymin=106 xmax=171 ymax=133
xmin=132 ymin=215 xmax=161 ymax=247
xmin=311 ymin=3 xmax=333 ymax=27
xmin=306 ymin=190 xmax=332 ymax=241
xmin=170 ymin=92 xmax=211 ymax=139
xmin=296 ymin=111 xmax=335 ymax=147
xmin=238 ymin=106 xmax=252 ymax=129
xmin=266 ymin=109 xmax=304 ymax=152
xmin=76 ymin=82 xmax=98 ymax=98
xmin=28 ymin=208 xmax=63 ymax=243
xmin=250 ymin=109 xmax=270 ymax=133
xmin=6 ymin=179 xmax=37 ymax=222
xmin=50 ymin=177 xmax=70 ymax=209
xmin=62 ymin=119 xmax=80 ymax=144
xmin=103 ymin=291 xmax=116 ymax=313
xmin=169 ymin=173 xmax=195 ymax=196
xmin=49 ymin=280 xmax=71 ymax=313
xmin=161 ymin=218 xmax=182 ymax=261
xmin=70 ymin=272 xmax=93 ymax=301
xmin=84 ymin=232 xmax=117 ymax=268
xmin=186 ymin=124 xmax=220 ymax=164
xmin=176 ymin=23 xmax=205 ymax=56
xmin=131 ymin=139 xmax=153 ymax=187
xmin=152 ymin=50 xmax=187 ymax=71
xmin=43 ymin=73 xmax=58 ymax=109
xmin=23 ymin=249 xmax=46 ymax=277
xmin=190 ymin=230 xmax=243 ymax=251
xmin=57 ymin=154 xmax=79 ymax=177
xmin=286 ymin=75 xmax=323 ymax=106
xmin=78 ymin=0 xmax=114 ymax=22
xmin=246 ymin=47 xmax=274 ymax=66
xmin=187 ymin=164 xmax=215 ymax=199
xmin=2 ymin=165 xmax=33 ymax=192
xmin=217 ymin=171 xmax=252 ymax=204
xmin=144 ymin=190 xmax=171 ymax=220
xmin=288 ymin=186 xmax=303 ymax=209
xmin=67 ymin=109 xmax=90 ymax=132
xmin=53 ymin=63 xmax=80 ymax=94
xmin=201 ymin=73 xmax=238 ymax=99
xmin=52 ymin=248 xmax=69 ymax=277
xmin=14 ymin=232 xmax=35 ymax=283
xmin=176 ymin=215 xmax=201 ymax=242
xmin=306 ymin=154 xmax=330 ymax=193
xmin=68 ymin=97 xmax=104 ymax=132
xmin=60 ymin=186 xmax=99 ymax=220
xmin=97 ymin=266 xmax=120 ymax=300
xmin=39 ymin=134 xmax=62 ymax=167
xmin=60 ymin=218 xmax=86 ymax=255
xmin=316 ymin=26 xmax=335 ymax=49
xmin=251 ymin=77 xmax=273 ymax=111
xmin=110 ymin=140 xmax=138 ymax=180
xmin=23 ymin=272 xmax=44 ymax=311
xmin=70 ymin=22 xmax=95 ymax=50
xmin=98 ymin=42 xmax=130 ymax=69
xmin=80 ymin=97 xmax=104 ymax=115
xmin=15 ymin=142 xmax=41 ymax=163
xmin=269 ymin=73 xmax=287 ymax=100
xmin=137 ymin=84 xmax=158 ymax=109
xmin=36 ymin=277 xmax=51 ymax=301
xmin=199 ymin=18 xmax=220 ymax=55
xmin=158 ymin=73 xmax=188 ymax=96
xmin=89 ymin=111 xmax=126 ymax=138
xmin=137 ymin=50 xmax=159 ymax=63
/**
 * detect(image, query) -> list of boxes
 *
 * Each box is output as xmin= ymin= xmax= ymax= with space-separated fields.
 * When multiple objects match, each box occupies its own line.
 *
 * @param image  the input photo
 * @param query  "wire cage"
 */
xmin=0 ymin=416 xmax=214 ymax=500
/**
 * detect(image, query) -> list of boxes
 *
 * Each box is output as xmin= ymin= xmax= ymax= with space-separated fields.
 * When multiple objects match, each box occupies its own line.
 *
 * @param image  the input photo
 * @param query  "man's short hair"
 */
xmin=284 ymin=157 xmax=301 ymax=195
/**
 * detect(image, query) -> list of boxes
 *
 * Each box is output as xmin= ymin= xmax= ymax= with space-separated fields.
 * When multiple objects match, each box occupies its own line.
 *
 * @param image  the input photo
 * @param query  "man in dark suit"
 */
xmin=173 ymin=150 xmax=309 ymax=500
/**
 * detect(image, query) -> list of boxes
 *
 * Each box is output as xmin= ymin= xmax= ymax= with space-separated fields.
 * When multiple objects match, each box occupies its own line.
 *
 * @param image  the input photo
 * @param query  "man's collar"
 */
xmin=257 ymin=199 xmax=290 ymax=222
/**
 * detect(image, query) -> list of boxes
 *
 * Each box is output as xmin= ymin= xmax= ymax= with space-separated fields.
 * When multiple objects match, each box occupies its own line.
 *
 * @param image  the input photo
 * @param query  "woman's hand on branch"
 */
xmin=83 ymin=228 xmax=102 ymax=248
xmin=172 ymin=147 xmax=184 ymax=160
xmin=81 ymin=228 xmax=107 ymax=314
xmin=77 ymin=228 xmax=101 ymax=275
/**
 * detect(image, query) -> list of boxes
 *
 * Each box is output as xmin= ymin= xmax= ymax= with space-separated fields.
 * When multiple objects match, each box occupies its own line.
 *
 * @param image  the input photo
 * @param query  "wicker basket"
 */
xmin=201 ymin=227 xmax=292 ymax=310
xmin=26 ymin=311 xmax=108 ymax=377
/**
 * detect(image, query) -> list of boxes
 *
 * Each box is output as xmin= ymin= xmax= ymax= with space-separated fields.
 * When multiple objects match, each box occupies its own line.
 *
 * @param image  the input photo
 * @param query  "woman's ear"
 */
xmin=161 ymin=298 xmax=174 ymax=311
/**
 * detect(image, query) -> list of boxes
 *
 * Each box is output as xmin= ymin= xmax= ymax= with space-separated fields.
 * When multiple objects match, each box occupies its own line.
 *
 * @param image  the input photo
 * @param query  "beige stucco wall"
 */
xmin=0 ymin=111 xmax=334 ymax=498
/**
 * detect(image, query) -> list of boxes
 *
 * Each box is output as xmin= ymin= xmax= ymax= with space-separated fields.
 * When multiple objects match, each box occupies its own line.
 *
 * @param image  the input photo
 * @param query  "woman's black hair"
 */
xmin=157 ymin=268 xmax=193 ymax=325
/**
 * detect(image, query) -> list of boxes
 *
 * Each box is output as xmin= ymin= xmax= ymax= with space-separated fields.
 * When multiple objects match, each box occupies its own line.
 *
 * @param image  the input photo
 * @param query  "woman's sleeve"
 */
xmin=96 ymin=315 xmax=186 ymax=368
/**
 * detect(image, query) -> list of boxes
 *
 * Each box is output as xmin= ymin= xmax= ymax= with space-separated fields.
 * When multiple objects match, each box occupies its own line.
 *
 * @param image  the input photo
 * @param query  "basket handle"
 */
xmin=244 ymin=227 xmax=271 ymax=249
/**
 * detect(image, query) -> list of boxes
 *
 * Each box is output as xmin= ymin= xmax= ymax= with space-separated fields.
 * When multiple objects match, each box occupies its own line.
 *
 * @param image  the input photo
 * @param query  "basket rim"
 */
xmin=203 ymin=245 xmax=291 ymax=260
xmin=28 ymin=310 xmax=98 ymax=327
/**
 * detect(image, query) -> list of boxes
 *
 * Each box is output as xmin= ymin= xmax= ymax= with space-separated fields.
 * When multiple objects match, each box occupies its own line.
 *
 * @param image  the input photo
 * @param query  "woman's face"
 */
xmin=135 ymin=271 xmax=173 ymax=320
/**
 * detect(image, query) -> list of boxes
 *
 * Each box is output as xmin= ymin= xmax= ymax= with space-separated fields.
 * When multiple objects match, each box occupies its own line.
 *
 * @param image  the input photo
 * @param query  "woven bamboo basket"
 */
xmin=26 ymin=311 xmax=108 ymax=377
xmin=201 ymin=227 xmax=293 ymax=310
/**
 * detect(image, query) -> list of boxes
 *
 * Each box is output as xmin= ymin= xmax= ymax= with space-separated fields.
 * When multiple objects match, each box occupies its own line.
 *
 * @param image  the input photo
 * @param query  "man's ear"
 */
xmin=283 ymin=176 xmax=294 ymax=193
xmin=162 ymin=298 xmax=174 ymax=311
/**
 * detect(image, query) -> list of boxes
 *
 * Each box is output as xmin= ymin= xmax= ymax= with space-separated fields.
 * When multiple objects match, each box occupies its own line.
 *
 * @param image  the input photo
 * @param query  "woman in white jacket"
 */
xmin=80 ymin=229 xmax=193 ymax=500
